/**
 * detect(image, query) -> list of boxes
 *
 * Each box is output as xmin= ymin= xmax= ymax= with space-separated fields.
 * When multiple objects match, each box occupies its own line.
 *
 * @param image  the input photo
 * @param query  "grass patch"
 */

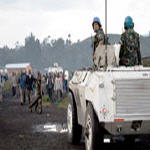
xmin=3 ymin=80 xmax=12 ymax=90
xmin=0 ymin=94 xmax=2 ymax=102
xmin=42 ymin=94 xmax=68 ymax=108
xmin=57 ymin=96 xmax=68 ymax=109
xmin=42 ymin=95 xmax=51 ymax=107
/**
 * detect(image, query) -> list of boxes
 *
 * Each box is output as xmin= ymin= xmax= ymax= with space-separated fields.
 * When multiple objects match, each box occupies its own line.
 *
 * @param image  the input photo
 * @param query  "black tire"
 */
xmin=124 ymin=135 xmax=135 ymax=144
xmin=67 ymin=92 xmax=82 ymax=145
xmin=85 ymin=103 xmax=104 ymax=150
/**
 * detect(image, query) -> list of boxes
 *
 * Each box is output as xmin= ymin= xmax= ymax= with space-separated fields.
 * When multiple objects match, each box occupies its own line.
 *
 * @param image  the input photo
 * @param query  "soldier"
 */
xmin=92 ymin=17 xmax=105 ymax=57
xmin=119 ymin=16 xmax=142 ymax=66
xmin=29 ymin=72 xmax=42 ymax=114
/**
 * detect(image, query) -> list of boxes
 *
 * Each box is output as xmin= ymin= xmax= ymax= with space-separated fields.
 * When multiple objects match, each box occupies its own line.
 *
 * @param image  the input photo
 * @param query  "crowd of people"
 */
xmin=11 ymin=70 xmax=42 ymax=114
xmin=44 ymin=71 xmax=69 ymax=104
xmin=10 ymin=70 xmax=69 ymax=114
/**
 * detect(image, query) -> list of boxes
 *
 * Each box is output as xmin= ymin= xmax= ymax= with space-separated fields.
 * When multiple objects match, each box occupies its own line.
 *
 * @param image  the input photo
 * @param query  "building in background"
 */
xmin=5 ymin=63 xmax=32 ymax=76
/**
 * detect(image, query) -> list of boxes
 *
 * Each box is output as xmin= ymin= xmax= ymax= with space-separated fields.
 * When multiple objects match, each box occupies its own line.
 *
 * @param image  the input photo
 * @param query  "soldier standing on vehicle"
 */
xmin=119 ymin=16 xmax=142 ymax=66
xmin=92 ymin=17 xmax=105 ymax=57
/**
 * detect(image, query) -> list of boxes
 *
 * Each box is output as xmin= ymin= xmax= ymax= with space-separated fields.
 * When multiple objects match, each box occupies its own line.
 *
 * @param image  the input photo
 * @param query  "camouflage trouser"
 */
xmin=30 ymin=95 xmax=42 ymax=114
xmin=92 ymin=64 xmax=98 ymax=71
xmin=92 ymin=51 xmax=98 ymax=71
xmin=120 ymin=57 xmax=137 ymax=66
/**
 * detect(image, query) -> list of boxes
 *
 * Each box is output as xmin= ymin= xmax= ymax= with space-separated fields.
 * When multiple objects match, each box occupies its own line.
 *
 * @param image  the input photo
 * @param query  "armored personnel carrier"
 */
xmin=67 ymin=45 xmax=150 ymax=150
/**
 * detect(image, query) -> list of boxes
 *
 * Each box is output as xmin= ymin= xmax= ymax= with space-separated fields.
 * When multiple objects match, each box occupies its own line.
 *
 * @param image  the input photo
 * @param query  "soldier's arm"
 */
xmin=98 ymin=30 xmax=105 ymax=45
xmin=137 ymin=36 xmax=142 ymax=65
xmin=119 ymin=45 xmax=124 ymax=58
xmin=119 ymin=34 xmax=125 ymax=64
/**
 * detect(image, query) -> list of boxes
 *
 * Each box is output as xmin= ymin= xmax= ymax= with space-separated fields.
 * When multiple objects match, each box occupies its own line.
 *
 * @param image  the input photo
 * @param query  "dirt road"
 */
xmin=0 ymin=95 xmax=85 ymax=150
xmin=0 ymin=95 xmax=150 ymax=150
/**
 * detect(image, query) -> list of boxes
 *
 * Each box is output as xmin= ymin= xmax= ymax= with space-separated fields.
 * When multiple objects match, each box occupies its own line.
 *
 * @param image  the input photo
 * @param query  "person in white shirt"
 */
xmin=64 ymin=70 xmax=69 ymax=92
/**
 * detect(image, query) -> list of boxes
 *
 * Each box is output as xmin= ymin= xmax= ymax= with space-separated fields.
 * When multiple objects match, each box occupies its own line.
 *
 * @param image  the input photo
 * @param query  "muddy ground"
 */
xmin=0 ymin=94 xmax=150 ymax=150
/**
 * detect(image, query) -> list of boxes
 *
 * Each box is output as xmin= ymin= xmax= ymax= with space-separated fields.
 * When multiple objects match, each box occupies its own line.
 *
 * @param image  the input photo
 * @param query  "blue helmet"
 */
xmin=124 ymin=16 xmax=134 ymax=29
xmin=92 ymin=17 xmax=101 ymax=28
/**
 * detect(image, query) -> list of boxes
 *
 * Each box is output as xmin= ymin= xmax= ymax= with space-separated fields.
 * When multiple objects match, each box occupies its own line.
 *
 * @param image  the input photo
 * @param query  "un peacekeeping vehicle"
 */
xmin=67 ymin=44 xmax=150 ymax=150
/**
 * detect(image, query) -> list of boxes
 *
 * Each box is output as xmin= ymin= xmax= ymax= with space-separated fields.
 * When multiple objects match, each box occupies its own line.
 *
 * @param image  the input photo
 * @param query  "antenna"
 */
xmin=105 ymin=0 xmax=108 ymax=69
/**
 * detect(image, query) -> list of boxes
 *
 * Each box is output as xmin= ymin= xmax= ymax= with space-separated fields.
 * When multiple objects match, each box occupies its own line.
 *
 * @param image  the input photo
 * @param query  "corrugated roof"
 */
xmin=5 ymin=63 xmax=31 ymax=69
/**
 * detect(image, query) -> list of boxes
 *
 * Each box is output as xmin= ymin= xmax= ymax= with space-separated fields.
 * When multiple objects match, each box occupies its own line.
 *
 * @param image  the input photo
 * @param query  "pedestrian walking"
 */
xmin=47 ymin=73 xmax=54 ymax=102
xmin=18 ymin=71 xmax=27 ymax=105
xmin=12 ymin=72 xmax=17 ymax=96
xmin=64 ymin=70 xmax=69 ymax=93
xmin=54 ymin=73 xmax=62 ymax=104
xmin=26 ymin=70 xmax=35 ymax=104
xmin=29 ymin=72 xmax=42 ymax=114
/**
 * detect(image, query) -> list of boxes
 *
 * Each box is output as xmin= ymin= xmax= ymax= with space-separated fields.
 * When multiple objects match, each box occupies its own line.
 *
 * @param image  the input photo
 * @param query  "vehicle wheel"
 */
xmin=124 ymin=135 xmax=135 ymax=144
xmin=67 ymin=92 xmax=82 ymax=145
xmin=85 ymin=103 xmax=104 ymax=150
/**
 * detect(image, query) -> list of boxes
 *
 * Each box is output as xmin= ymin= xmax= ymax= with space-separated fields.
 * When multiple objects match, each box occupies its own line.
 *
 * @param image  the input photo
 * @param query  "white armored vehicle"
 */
xmin=67 ymin=45 xmax=150 ymax=150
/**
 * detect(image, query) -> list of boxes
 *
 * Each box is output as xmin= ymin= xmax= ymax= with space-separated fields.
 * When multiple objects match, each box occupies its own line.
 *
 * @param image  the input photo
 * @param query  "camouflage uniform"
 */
xmin=119 ymin=29 xmax=141 ymax=66
xmin=93 ymin=28 xmax=105 ymax=56
xmin=29 ymin=79 xmax=42 ymax=114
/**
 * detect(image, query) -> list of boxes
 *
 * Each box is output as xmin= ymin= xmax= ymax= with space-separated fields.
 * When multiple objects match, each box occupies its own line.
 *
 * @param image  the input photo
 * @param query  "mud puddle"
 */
xmin=33 ymin=122 xmax=68 ymax=134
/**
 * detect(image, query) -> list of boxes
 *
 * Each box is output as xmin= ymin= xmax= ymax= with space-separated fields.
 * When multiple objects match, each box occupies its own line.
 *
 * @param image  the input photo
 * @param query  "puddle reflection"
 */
xmin=34 ymin=122 xmax=68 ymax=134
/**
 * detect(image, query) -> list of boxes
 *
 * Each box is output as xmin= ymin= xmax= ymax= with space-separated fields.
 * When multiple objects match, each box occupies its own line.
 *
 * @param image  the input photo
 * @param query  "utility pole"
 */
xmin=105 ymin=0 xmax=108 ymax=69
xmin=105 ymin=0 xmax=107 ymax=46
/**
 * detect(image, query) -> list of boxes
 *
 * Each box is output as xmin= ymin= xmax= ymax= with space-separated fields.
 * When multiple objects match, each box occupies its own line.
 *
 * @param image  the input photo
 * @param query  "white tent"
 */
xmin=48 ymin=66 xmax=63 ymax=73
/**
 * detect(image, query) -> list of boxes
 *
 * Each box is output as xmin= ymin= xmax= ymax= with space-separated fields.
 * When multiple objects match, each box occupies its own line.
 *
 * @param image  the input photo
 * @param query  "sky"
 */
xmin=0 ymin=0 xmax=150 ymax=47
